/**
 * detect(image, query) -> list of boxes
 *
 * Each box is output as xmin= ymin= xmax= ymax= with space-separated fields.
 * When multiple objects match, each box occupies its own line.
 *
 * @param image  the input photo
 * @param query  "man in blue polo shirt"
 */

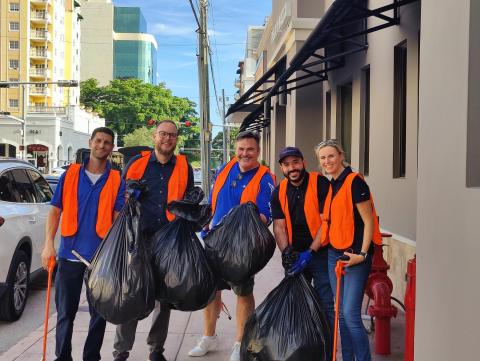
xmin=189 ymin=131 xmax=275 ymax=361
xmin=41 ymin=127 xmax=125 ymax=361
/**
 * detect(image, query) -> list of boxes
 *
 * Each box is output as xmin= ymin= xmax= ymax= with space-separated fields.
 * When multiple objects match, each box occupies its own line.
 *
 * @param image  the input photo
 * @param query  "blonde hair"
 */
xmin=314 ymin=139 xmax=350 ymax=167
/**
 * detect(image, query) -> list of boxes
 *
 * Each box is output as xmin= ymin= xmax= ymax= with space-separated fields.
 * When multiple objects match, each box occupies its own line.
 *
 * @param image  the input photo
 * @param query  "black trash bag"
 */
xmin=241 ymin=274 xmax=332 ymax=361
xmin=152 ymin=217 xmax=217 ymax=311
xmin=204 ymin=202 xmax=276 ymax=285
xmin=86 ymin=196 xmax=155 ymax=325
xmin=167 ymin=186 xmax=211 ymax=231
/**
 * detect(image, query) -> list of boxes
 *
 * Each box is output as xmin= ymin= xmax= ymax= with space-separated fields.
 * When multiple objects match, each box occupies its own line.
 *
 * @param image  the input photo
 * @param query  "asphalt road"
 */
xmin=0 ymin=271 xmax=56 ymax=355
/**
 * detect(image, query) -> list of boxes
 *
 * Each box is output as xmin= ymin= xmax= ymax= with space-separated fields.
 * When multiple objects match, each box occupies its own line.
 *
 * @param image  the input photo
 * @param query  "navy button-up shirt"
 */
xmin=123 ymin=152 xmax=194 ymax=237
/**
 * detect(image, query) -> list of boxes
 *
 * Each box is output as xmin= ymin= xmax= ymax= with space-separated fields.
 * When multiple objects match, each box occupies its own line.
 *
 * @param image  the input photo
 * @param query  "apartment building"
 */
xmin=228 ymin=1 xmax=480 ymax=359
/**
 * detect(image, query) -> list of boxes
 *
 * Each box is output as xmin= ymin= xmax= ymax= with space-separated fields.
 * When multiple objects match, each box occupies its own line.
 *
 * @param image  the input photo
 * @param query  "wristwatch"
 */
xmin=359 ymin=251 xmax=368 ymax=260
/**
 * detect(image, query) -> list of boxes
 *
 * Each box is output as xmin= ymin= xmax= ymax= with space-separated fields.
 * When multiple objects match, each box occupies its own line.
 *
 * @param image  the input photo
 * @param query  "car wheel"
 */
xmin=0 ymin=250 xmax=30 ymax=321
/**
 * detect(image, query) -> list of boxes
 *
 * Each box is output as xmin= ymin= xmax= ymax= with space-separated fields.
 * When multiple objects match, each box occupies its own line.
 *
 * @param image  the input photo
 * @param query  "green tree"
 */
xmin=80 ymin=78 xmax=200 ymax=147
xmin=122 ymin=127 xmax=154 ymax=147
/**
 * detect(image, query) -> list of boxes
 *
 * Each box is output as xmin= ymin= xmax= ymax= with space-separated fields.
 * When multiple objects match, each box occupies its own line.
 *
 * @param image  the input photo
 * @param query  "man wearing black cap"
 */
xmin=270 ymin=146 xmax=334 ymax=327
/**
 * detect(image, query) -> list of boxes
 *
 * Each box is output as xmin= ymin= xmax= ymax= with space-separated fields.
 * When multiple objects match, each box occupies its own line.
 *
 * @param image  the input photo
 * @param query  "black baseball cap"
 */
xmin=278 ymin=146 xmax=304 ymax=163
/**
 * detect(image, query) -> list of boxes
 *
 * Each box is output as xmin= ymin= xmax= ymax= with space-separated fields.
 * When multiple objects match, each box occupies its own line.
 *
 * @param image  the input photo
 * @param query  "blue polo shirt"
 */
xmin=209 ymin=161 xmax=275 ymax=228
xmin=123 ymin=152 xmax=194 ymax=237
xmin=51 ymin=160 xmax=126 ymax=261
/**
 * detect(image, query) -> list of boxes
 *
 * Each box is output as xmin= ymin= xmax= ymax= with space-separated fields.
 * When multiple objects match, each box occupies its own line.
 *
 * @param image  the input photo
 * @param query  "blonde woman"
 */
xmin=316 ymin=139 xmax=382 ymax=361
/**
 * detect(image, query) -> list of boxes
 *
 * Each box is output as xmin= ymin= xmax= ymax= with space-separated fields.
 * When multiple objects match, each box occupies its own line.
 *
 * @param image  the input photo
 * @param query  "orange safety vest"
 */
xmin=211 ymin=157 xmax=272 ymax=217
xmin=321 ymin=172 xmax=382 ymax=249
xmin=61 ymin=163 xmax=121 ymax=239
xmin=278 ymin=172 xmax=326 ymax=246
xmin=125 ymin=151 xmax=189 ymax=221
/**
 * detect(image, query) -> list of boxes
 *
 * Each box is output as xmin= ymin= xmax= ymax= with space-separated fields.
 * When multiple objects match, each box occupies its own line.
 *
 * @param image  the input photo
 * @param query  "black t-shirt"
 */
xmin=330 ymin=166 xmax=373 ymax=254
xmin=271 ymin=172 xmax=330 ymax=251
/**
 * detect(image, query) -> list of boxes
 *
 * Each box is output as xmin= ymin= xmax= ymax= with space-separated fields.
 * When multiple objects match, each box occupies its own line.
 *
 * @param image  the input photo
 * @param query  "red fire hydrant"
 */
xmin=365 ymin=242 xmax=398 ymax=355
xmin=404 ymin=256 xmax=416 ymax=361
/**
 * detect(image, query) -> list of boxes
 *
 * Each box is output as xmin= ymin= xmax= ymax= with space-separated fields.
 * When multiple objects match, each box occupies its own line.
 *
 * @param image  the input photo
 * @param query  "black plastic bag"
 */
xmin=152 ymin=187 xmax=216 ymax=311
xmin=86 ymin=196 xmax=155 ymax=324
xmin=241 ymin=274 xmax=332 ymax=361
xmin=204 ymin=202 xmax=276 ymax=285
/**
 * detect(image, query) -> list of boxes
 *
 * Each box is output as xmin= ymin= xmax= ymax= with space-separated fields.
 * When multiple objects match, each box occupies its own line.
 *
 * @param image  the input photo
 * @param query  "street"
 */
xmin=0 ymin=271 xmax=55 ymax=355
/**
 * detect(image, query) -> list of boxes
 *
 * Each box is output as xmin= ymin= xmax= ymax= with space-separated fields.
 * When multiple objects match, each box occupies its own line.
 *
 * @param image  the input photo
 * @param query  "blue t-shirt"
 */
xmin=51 ymin=160 xmax=126 ymax=261
xmin=209 ymin=162 xmax=275 ymax=228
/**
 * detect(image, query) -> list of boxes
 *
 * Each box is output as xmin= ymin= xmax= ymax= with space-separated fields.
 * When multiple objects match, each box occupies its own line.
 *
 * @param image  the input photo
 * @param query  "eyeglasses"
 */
xmin=316 ymin=139 xmax=340 ymax=148
xmin=230 ymin=173 xmax=243 ymax=188
xmin=157 ymin=131 xmax=178 ymax=139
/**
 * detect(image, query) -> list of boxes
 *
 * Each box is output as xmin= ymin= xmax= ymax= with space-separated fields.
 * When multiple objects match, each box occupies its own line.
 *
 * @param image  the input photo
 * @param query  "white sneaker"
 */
xmin=188 ymin=335 xmax=218 ymax=357
xmin=229 ymin=342 xmax=241 ymax=361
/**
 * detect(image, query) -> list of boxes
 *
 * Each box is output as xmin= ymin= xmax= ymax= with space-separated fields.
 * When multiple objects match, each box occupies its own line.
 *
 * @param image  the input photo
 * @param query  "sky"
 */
xmin=113 ymin=0 xmax=272 ymax=129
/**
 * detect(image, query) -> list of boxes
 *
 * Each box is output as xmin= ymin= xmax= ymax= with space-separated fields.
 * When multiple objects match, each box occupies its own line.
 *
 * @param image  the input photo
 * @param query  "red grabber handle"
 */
xmin=332 ymin=260 xmax=347 ymax=361
xmin=41 ymin=256 xmax=56 ymax=361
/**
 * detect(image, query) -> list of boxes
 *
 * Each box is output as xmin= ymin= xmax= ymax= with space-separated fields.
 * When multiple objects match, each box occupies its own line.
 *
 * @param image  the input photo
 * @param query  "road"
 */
xmin=0 ymin=271 xmax=56 ymax=355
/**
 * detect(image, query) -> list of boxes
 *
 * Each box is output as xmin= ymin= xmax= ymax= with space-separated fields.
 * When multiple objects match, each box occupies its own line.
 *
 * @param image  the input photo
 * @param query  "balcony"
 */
xmin=29 ymin=68 xmax=51 ymax=78
xmin=30 ymin=49 xmax=51 ymax=59
xmin=234 ymin=77 xmax=242 ymax=88
xmin=30 ymin=30 xmax=51 ymax=41
xmin=30 ymin=13 xmax=51 ymax=23
xmin=28 ymin=106 xmax=65 ymax=114
xmin=29 ymin=87 xmax=51 ymax=96
xmin=31 ymin=0 xmax=51 ymax=4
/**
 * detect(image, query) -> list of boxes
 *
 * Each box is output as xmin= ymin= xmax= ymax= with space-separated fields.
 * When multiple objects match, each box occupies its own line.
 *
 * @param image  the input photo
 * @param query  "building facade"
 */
xmin=80 ymin=1 xmax=157 ymax=85
xmin=0 ymin=0 xmax=81 ymax=115
xmin=230 ymin=1 xmax=480 ymax=359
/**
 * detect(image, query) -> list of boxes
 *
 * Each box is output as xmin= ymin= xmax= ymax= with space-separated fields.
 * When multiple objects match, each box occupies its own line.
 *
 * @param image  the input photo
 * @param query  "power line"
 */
xmin=187 ymin=0 xmax=201 ymax=29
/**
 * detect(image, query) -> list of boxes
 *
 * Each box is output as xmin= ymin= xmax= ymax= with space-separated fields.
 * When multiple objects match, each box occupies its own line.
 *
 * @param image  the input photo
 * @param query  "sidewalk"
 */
xmin=1 ymin=250 xmax=406 ymax=361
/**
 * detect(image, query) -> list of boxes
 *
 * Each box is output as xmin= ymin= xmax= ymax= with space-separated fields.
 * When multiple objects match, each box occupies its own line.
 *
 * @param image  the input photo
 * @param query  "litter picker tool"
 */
xmin=332 ymin=257 xmax=348 ymax=361
xmin=41 ymin=256 xmax=56 ymax=361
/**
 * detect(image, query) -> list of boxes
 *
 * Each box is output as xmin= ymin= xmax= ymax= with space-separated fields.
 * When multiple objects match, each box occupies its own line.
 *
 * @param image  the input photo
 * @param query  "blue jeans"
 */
xmin=304 ymin=247 xmax=335 ymax=332
xmin=328 ymin=249 xmax=372 ymax=361
xmin=54 ymin=259 xmax=106 ymax=361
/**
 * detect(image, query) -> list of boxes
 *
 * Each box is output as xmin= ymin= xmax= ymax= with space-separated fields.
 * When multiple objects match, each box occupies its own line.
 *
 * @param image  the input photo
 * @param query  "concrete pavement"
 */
xmin=0 ymin=250 xmax=406 ymax=361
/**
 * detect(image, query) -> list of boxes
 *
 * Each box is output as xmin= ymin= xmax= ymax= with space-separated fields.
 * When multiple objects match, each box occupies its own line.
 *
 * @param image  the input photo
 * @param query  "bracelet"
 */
xmin=359 ymin=251 xmax=368 ymax=259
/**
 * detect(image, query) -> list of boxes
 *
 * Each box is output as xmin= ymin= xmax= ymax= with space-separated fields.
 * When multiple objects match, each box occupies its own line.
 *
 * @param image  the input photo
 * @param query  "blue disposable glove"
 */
xmin=288 ymin=249 xmax=314 ymax=276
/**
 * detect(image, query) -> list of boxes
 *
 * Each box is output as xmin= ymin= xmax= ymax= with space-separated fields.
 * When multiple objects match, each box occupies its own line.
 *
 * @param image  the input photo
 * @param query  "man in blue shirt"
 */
xmin=41 ymin=127 xmax=125 ymax=361
xmin=189 ymin=131 xmax=275 ymax=361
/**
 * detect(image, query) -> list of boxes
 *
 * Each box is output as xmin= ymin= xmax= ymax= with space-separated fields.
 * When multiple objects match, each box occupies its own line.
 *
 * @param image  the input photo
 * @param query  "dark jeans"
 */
xmin=54 ymin=259 xmax=106 ymax=361
xmin=328 ymin=248 xmax=372 ymax=361
xmin=304 ymin=247 xmax=335 ymax=332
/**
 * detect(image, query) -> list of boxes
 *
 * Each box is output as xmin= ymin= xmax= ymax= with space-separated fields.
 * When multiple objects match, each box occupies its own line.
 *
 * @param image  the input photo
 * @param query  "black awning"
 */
xmin=229 ymin=0 xmax=419 ymax=132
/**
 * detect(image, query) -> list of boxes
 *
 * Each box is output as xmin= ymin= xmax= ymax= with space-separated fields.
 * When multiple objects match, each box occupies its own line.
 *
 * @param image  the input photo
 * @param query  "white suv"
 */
xmin=0 ymin=158 xmax=56 ymax=321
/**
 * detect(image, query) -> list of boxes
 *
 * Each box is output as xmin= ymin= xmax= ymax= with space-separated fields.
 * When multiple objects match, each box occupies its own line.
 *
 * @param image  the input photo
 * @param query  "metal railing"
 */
xmin=29 ymin=87 xmax=50 ymax=96
xmin=30 ymin=30 xmax=50 ymax=40
xmin=29 ymin=68 xmax=51 ymax=77
xmin=28 ymin=106 xmax=65 ymax=114
xmin=31 ymin=13 xmax=51 ymax=22
xmin=29 ymin=49 xmax=51 ymax=58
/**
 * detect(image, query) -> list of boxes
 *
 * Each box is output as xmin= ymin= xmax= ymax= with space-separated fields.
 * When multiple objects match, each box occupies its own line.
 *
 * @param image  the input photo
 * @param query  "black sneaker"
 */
xmin=148 ymin=351 xmax=167 ymax=361
xmin=114 ymin=351 xmax=129 ymax=361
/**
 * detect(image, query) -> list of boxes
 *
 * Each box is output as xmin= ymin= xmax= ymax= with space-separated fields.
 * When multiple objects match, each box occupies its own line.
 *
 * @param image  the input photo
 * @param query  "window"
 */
xmin=9 ymin=21 xmax=20 ymax=31
xmin=360 ymin=66 xmax=371 ymax=175
xmin=9 ymin=40 xmax=19 ymax=50
xmin=326 ymin=90 xmax=331 ymax=139
xmin=393 ymin=41 xmax=407 ymax=178
xmin=26 ymin=170 xmax=52 ymax=203
xmin=9 ymin=3 xmax=20 ymax=12
xmin=0 ymin=172 xmax=20 ymax=202
xmin=9 ymin=78 xmax=19 ymax=87
xmin=337 ymin=82 xmax=353 ymax=164
xmin=9 ymin=99 xmax=19 ymax=108
xmin=10 ymin=169 xmax=36 ymax=203
xmin=9 ymin=59 xmax=19 ymax=69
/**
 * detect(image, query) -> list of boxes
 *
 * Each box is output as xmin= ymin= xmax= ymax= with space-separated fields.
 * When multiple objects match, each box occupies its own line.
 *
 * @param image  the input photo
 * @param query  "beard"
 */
xmin=286 ymin=168 xmax=306 ymax=183
xmin=155 ymin=143 xmax=175 ymax=157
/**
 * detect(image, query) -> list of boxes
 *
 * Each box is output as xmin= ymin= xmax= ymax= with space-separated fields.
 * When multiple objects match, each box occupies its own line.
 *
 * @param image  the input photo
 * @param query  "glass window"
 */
xmin=9 ymin=99 xmax=19 ymax=108
xmin=337 ymin=82 xmax=353 ymax=164
xmin=9 ymin=21 xmax=20 ymax=31
xmin=9 ymin=41 xmax=19 ymax=50
xmin=0 ymin=171 xmax=21 ymax=202
xmin=9 ymin=59 xmax=19 ymax=69
xmin=360 ymin=66 xmax=371 ymax=175
xmin=393 ymin=41 xmax=407 ymax=178
xmin=9 ymin=78 xmax=19 ymax=87
xmin=10 ymin=169 xmax=36 ymax=203
xmin=26 ymin=170 xmax=52 ymax=203
xmin=10 ymin=3 xmax=20 ymax=12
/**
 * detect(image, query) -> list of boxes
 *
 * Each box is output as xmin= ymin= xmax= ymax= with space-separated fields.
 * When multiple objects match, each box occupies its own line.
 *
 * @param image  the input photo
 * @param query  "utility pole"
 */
xmin=221 ymin=89 xmax=228 ymax=163
xmin=197 ymin=0 xmax=212 ymax=194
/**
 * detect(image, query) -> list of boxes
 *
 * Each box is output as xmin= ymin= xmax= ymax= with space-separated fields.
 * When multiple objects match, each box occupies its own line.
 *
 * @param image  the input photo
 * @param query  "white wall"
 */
xmin=416 ymin=0 xmax=480 ymax=359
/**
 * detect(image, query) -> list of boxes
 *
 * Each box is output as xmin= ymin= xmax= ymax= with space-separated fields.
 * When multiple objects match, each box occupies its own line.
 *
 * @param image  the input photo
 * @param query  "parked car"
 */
xmin=0 ymin=158 xmax=57 ymax=321
xmin=44 ymin=174 xmax=61 ymax=193
xmin=51 ymin=165 xmax=69 ymax=175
